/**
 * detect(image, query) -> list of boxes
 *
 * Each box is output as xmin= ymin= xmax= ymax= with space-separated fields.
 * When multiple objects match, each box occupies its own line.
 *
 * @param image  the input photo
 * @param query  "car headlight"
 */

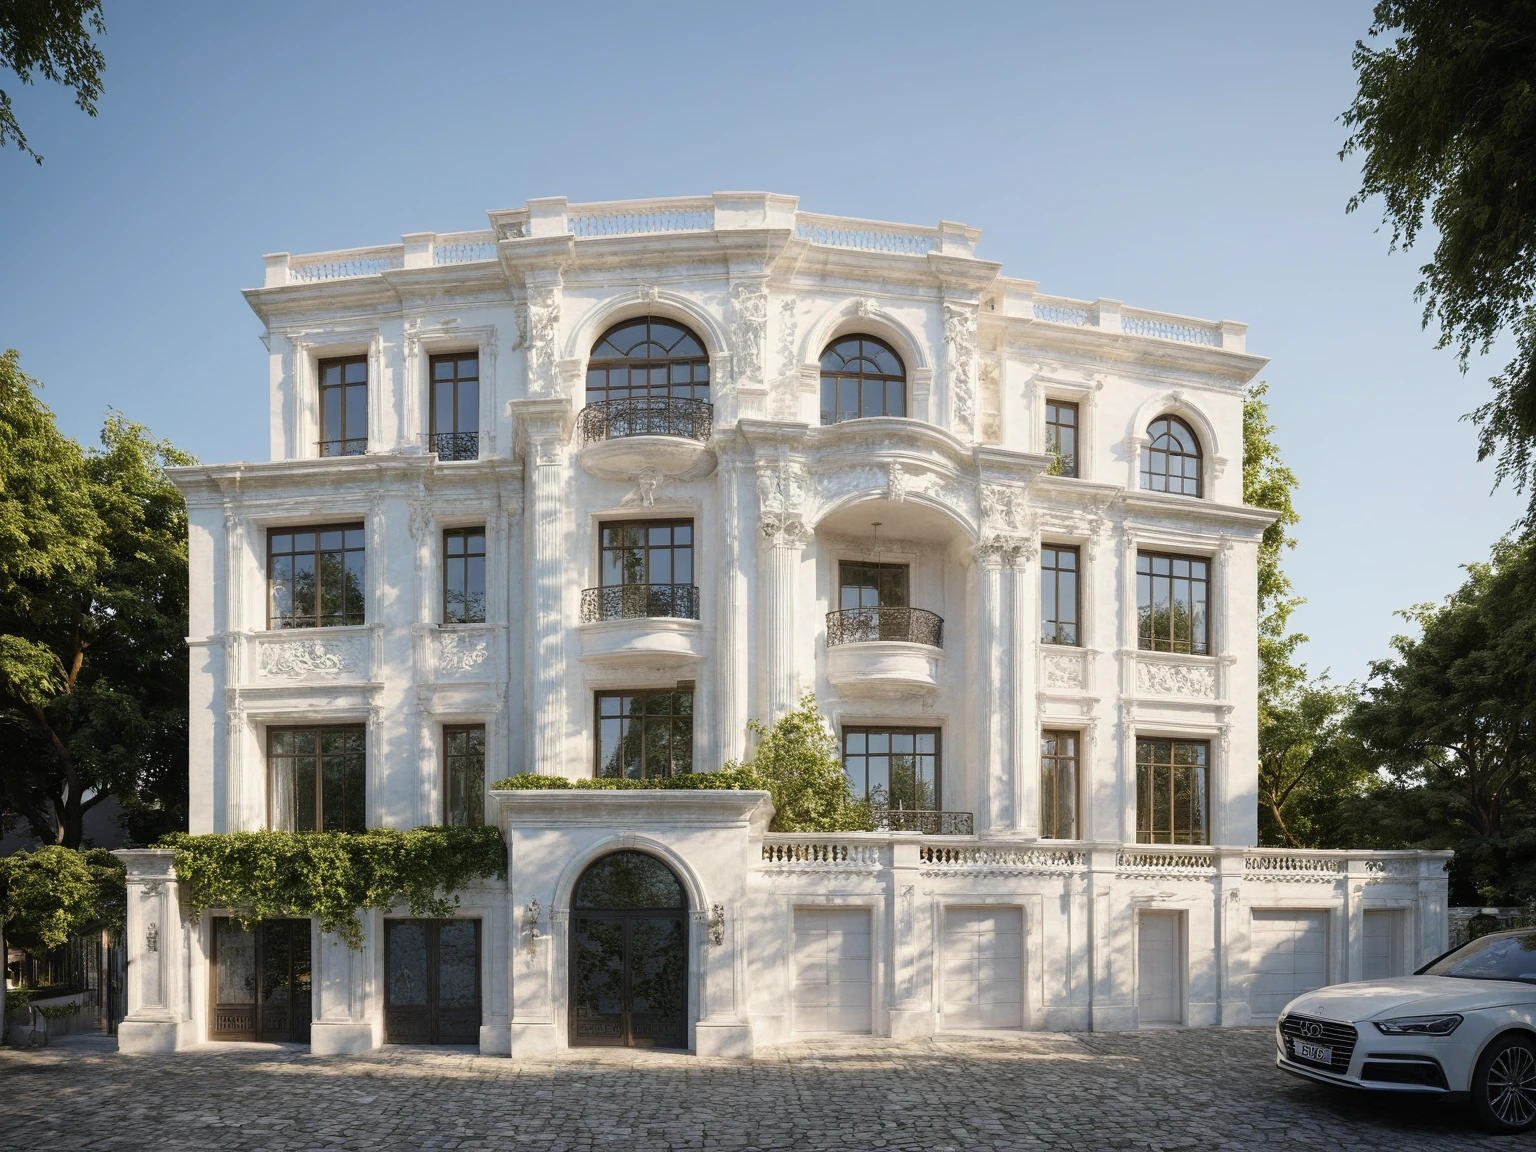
xmin=1372 ymin=1013 xmax=1463 ymax=1036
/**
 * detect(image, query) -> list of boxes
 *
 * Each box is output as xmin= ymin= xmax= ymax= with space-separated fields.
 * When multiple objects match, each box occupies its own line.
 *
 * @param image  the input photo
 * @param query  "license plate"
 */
xmin=1294 ymin=1040 xmax=1333 ymax=1065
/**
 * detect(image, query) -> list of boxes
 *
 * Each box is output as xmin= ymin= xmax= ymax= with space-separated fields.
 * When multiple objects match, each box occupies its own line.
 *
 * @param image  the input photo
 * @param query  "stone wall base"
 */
xmin=310 ymin=1022 xmax=375 ymax=1055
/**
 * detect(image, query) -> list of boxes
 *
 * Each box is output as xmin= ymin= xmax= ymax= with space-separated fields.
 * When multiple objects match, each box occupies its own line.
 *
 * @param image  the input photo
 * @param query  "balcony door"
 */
xmin=384 ymin=919 xmax=481 ymax=1044
xmin=210 ymin=918 xmax=312 ymax=1043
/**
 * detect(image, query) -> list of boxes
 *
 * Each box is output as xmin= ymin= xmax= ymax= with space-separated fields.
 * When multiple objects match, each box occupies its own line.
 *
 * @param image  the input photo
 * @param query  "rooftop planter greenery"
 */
xmin=157 ymin=825 xmax=505 ymax=949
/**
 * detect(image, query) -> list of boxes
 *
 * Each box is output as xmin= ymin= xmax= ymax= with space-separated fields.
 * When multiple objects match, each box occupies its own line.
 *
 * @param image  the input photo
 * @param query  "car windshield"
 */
xmin=1423 ymin=930 xmax=1536 ymax=983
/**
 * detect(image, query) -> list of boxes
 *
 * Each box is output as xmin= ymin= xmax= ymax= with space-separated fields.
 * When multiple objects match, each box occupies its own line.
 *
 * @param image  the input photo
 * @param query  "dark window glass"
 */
xmin=819 ymin=336 xmax=906 ymax=425
xmin=1136 ymin=738 xmax=1208 ymax=845
xmin=443 ymin=725 xmax=485 ymax=827
xmin=429 ymin=354 xmax=479 ymax=459
xmin=594 ymin=689 xmax=693 ymax=780
xmin=574 ymin=851 xmax=686 ymax=909
xmin=1040 ymin=545 xmax=1080 ymax=646
xmin=842 ymin=727 xmax=940 ymax=810
xmin=1137 ymin=551 xmax=1210 ymax=654
xmin=268 ymin=726 xmax=366 ymax=832
xmin=586 ymin=318 xmax=709 ymax=403
xmin=1046 ymin=400 xmax=1079 ymax=477
xmin=443 ymin=528 xmax=486 ymax=624
xmin=1423 ymin=931 xmax=1536 ymax=983
xmin=838 ymin=561 xmax=909 ymax=609
xmin=1141 ymin=415 xmax=1202 ymax=496
xmin=269 ymin=523 xmax=366 ymax=628
xmin=319 ymin=357 xmax=368 ymax=456
xmin=1041 ymin=730 xmax=1079 ymax=839
xmin=599 ymin=520 xmax=693 ymax=588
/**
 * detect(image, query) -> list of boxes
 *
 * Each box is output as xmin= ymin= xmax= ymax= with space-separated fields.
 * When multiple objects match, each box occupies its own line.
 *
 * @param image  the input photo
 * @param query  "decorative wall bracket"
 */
xmin=707 ymin=903 xmax=725 ymax=946
xmin=523 ymin=897 xmax=541 ymax=955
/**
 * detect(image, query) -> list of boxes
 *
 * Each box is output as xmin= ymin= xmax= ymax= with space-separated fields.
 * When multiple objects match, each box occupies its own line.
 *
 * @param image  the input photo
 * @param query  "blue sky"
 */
xmin=0 ymin=0 xmax=1522 ymax=682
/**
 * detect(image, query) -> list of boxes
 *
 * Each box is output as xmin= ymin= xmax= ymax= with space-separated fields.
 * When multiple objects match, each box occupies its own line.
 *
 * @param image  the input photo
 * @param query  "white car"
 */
xmin=1276 ymin=928 xmax=1536 ymax=1134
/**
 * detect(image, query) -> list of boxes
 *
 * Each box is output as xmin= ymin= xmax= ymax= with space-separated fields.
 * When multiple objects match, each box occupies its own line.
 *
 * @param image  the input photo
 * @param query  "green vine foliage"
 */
xmin=159 ymin=826 xmax=506 ymax=949
xmin=0 ymin=846 xmax=125 ymax=952
xmin=493 ymin=767 xmax=766 ymax=791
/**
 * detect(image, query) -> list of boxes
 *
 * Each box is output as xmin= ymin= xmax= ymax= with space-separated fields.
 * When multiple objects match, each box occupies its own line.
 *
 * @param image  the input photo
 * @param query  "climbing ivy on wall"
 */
xmin=158 ymin=826 xmax=505 ymax=949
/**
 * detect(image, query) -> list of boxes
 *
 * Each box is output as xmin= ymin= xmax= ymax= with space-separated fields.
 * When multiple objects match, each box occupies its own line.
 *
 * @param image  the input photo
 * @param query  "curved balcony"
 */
xmin=577 ymin=583 xmax=704 ymax=669
xmin=825 ymin=607 xmax=944 ymax=696
xmin=575 ymin=396 xmax=716 ymax=482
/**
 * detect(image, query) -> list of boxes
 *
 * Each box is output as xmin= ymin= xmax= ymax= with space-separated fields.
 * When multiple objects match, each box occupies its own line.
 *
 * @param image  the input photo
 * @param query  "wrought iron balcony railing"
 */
xmin=426 ymin=431 xmax=482 ymax=461
xmin=318 ymin=438 xmax=368 ymax=457
xmin=577 ymin=396 xmax=713 ymax=445
xmin=826 ymin=606 xmax=944 ymax=648
xmin=580 ymin=583 xmax=701 ymax=623
xmin=872 ymin=807 xmax=974 ymax=836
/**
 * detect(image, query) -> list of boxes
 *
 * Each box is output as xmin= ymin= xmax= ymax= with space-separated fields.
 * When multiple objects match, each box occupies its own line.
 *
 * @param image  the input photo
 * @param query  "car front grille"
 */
xmin=1278 ymin=1013 xmax=1358 ymax=1074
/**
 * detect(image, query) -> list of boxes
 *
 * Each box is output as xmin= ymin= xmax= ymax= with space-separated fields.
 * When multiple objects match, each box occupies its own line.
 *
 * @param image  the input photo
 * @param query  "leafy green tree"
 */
xmin=732 ymin=694 xmax=873 ymax=833
xmin=0 ymin=350 xmax=194 ymax=847
xmin=1257 ymin=679 xmax=1373 ymax=848
xmin=1343 ymin=3 xmax=1536 ymax=515
xmin=1 ymin=0 xmax=105 ymax=164
xmin=1244 ymin=382 xmax=1304 ymax=699
xmin=0 ymin=844 xmax=123 ymax=952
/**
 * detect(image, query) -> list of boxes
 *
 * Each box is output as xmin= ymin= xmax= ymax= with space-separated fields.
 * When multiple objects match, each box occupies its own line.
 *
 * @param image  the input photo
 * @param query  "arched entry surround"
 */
xmin=548 ymin=835 xmax=707 ymax=1050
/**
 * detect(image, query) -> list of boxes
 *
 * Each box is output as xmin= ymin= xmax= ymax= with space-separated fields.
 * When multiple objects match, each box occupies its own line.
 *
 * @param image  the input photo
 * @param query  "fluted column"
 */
xmin=762 ymin=513 xmax=809 ymax=719
xmin=976 ymin=546 xmax=1007 ymax=832
xmin=1010 ymin=540 xmax=1039 ymax=836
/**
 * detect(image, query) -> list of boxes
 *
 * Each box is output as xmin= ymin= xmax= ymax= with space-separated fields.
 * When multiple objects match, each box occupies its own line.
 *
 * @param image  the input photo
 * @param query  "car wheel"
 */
xmin=1471 ymin=1033 xmax=1536 ymax=1134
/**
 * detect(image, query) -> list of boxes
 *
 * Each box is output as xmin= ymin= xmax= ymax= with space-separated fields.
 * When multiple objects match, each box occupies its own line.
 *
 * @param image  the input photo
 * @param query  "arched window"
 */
xmin=819 ymin=335 xmax=905 ymax=425
xmin=1141 ymin=415 xmax=1203 ymax=497
xmin=587 ymin=317 xmax=710 ymax=404
xmin=574 ymin=851 xmax=686 ymax=910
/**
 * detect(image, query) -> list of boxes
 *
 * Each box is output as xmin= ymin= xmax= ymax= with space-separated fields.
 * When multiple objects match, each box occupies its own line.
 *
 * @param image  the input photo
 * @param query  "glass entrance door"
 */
xmin=384 ymin=919 xmax=481 ymax=1044
xmin=210 ymin=918 xmax=312 ymax=1043
xmin=569 ymin=851 xmax=688 ymax=1049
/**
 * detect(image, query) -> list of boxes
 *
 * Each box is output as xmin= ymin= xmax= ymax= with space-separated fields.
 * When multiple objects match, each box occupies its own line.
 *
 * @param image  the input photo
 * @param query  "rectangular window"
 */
xmin=269 ymin=524 xmax=366 ymax=628
xmin=429 ymin=354 xmax=479 ymax=461
xmin=1137 ymin=551 xmax=1209 ymax=654
xmin=1040 ymin=730 xmax=1079 ymax=839
xmin=1045 ymin=400 xmax=1079 ymax=477
xmin=319 ymin=356 xmax=368 ymax=456
xmin=1040 ymin=545 xmax=1080 ymax=646
xmin=595 ymin=689 xmax=693 ymax=779
xmin=838 ymin=561 xmax=909 ymax=609
xmin=1135 ymin=738 xmax=1208 ymax=845
xmin=842 ymin=727 xmax=940 ymax=810
xmin=268 ymin=726 xmax=366 ymax=832
xmin=443 ymin=725 xmax=485 ymax=827
xmin=443 ymin=528 xmax=486 ymax=624
xmin=599 ymin=520 xmax=694 ymax=587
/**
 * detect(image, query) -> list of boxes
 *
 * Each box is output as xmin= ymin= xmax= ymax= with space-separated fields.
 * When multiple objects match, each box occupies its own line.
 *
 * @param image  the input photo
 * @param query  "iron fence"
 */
xmin=581 ymin=583 xmax=701 ymax=623
xmin=872 ymin=808 xmax=974 ymax=836
xmin=826 ymin=606 xmax=944 ymax=648
xmin=426 ymin=431 xmax=482 ymax=461
xmin=577 ymin=396 xmax=713 ymax=444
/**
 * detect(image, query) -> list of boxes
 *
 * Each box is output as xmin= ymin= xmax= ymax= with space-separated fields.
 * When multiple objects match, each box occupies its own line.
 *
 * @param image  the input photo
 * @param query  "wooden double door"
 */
xmin=210 ymin=918 xmax=312 ymax=1043
xmin=384 ymin=919 xmax=481 ymax=1044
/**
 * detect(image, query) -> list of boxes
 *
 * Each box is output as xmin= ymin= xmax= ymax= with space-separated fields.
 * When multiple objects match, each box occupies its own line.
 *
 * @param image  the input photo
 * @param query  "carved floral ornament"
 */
xmin=943 ymin=301 xmax=978 ymax=431
xmin=730 ymin=282 xmax=768 ymax=387
xmin=437 ymin=630 xmax=491 ymax=675
xmin=1135 ymin=659 xmax=1217 ymax=698
xmin=525 ymin=286 xmax=561 ymax=395
xmin=1041 ymin=650 xmax=1086 ymax=690
xmin=258 ymin=637 xmax=363 ymax=679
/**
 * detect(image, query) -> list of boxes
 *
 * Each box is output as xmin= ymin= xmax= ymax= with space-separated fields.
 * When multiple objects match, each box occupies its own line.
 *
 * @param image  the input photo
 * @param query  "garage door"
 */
xmin=1250 ymin=910 xmax=1328 ymax=1018
xmin=1137 ymin=911 xmax=1182 ymax=1026
xmin=1363 ymin=910 xmax=1403 ymax=981
xmin=793 ymin=908 xmax=872 ymax=1034
xmin=941 ymin=907 xmax=1023 ymax=1030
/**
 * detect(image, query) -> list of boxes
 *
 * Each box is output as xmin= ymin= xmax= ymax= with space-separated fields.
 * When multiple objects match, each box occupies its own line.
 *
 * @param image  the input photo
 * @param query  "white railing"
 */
xmin=760 ymin=842 xmax=882 ymax=869
xmin=433 ymin=231 xmax=497 ymax=265
xmin=289 ymin=245 xmax=404 ymax=283
xmin=1031 ymin=296 xmax=1094 ymax=327
xmin=567 ymin=198 xmax=715 ymax=238
xmin=1121 ymin=309 xmax=1221 ymax=347
xmin=1116 ymin=849 xmax=1217 ymax=876
xmin=1244 ymin=853 xmax=1345 ymax=882
xmin=919 ymin=844 xmax=1085 ymax=872
xmin=794 ymin=212 xmax=937 ymax=256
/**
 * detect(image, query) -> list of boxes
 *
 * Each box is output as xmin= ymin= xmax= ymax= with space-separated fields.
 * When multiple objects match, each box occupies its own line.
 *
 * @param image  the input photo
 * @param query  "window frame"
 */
xmin=840 ymin=726 xmax=942 ymax=810
xmin=1044 ymin=399 xmax=1080 ymax=478
xmin=318 ymin=355 xmax=368 ymax=457
xmin=267 ymin=522 xmax=367 ymax=630
xmin=1134 ymin=737 xmax=1210 ymax=845
xmin=1140 ymin=415 xmax=1203 ymax=498
xmin=1136 ymin=550 xmax=1211 ymax=655
xmin=597 ymin=519 xmax=694 ymax=589
xmin=1039 ymin=544 xmax=1081 ymax=647
xmin=442 ymin=527 xmax=487 ymax=624
xmin=428 ymin=353 xmax=481 ymax=438
xmin=837 ymin=560 xmax=911 ymax=610
xmin=266 ymin=724 xmax=367 ymax=833
xmin=593 ymin=688 xmax=695 ymax=780
xmin=585 ymin=316 xmax=711 ymax=405
xmin=442 ymin=724 xmax=486 ymax=827
xmin=819 ymin=335 xmax=907 ymax=425
xmin=1040 ymin=729 xmax=1080 ymax=840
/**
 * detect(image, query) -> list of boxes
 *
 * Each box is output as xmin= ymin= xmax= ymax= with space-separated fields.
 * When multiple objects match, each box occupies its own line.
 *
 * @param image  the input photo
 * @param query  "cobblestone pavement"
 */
xmin=0 ymin=1028 xmax=1515 ymax=1150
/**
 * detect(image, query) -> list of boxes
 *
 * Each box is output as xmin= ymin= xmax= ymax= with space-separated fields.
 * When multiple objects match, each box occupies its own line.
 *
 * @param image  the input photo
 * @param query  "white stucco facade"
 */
xmin=116 ymin=193 xmax=1449 ymax=1057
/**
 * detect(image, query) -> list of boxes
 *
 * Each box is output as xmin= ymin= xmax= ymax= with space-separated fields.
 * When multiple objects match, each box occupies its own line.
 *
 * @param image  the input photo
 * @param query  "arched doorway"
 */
xmin=569 ymin=850 xmax=689 ymax=1049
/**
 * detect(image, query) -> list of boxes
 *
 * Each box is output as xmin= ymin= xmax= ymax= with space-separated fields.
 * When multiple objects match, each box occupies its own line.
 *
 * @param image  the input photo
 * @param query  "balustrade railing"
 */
xmin=569 ymin=205 xmax=715 ymax=237
xmin=577 ymin=396 xmax=713 ymax=444
xmin=1121 ymin=311 xmax=1221 ymax=347
xmin=826 ymin=606 xmax=943 ymax=648
xmin=318 ymin=438 xmax=368 ymax=457
xmin=426 ymin=431 xmax=482 ymax=461
xmin=760 ymin=842 xmax=883 ymax=867
xmin=290 ymin=248 xmax=404 ymax=282
xmin=872 ymin=808 xmax=974 ymax=836
xmin=794 ymin=213 xmax=937 ymax=255
xmin=580 ymin=583 xmax=701 ymax=623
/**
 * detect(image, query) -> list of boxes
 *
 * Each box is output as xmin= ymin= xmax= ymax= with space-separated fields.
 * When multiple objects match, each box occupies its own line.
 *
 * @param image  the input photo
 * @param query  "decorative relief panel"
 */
xmin=1135 ymin=659 xmax=1217 ymax=699
xmin=526 ymin=286 xmax=560 ymax=395
xmin=731 ymin=282 xmax=768 ymax=388
xmin=255 ymin=634 xmax=366 ymax=680
xmin=943 ymin=301 xmax=978 ymax=434
xmin=1041 ymin=649 xmax=1086 ymax=691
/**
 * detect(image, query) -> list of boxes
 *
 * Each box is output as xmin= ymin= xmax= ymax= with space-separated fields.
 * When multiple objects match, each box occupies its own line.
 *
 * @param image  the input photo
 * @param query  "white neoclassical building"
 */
xmin=117 ymin=193 xmax=1448 ymax=1057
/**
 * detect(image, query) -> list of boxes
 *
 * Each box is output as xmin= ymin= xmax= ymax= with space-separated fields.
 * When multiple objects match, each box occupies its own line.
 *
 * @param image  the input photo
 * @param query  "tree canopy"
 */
xmin=1343 ymin=2 xmax=1536 ymax=515
xmin=1 ymin=0 xmax=105 ymax=164
xmin=0 ymin=350 xmax=194 ymax=848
